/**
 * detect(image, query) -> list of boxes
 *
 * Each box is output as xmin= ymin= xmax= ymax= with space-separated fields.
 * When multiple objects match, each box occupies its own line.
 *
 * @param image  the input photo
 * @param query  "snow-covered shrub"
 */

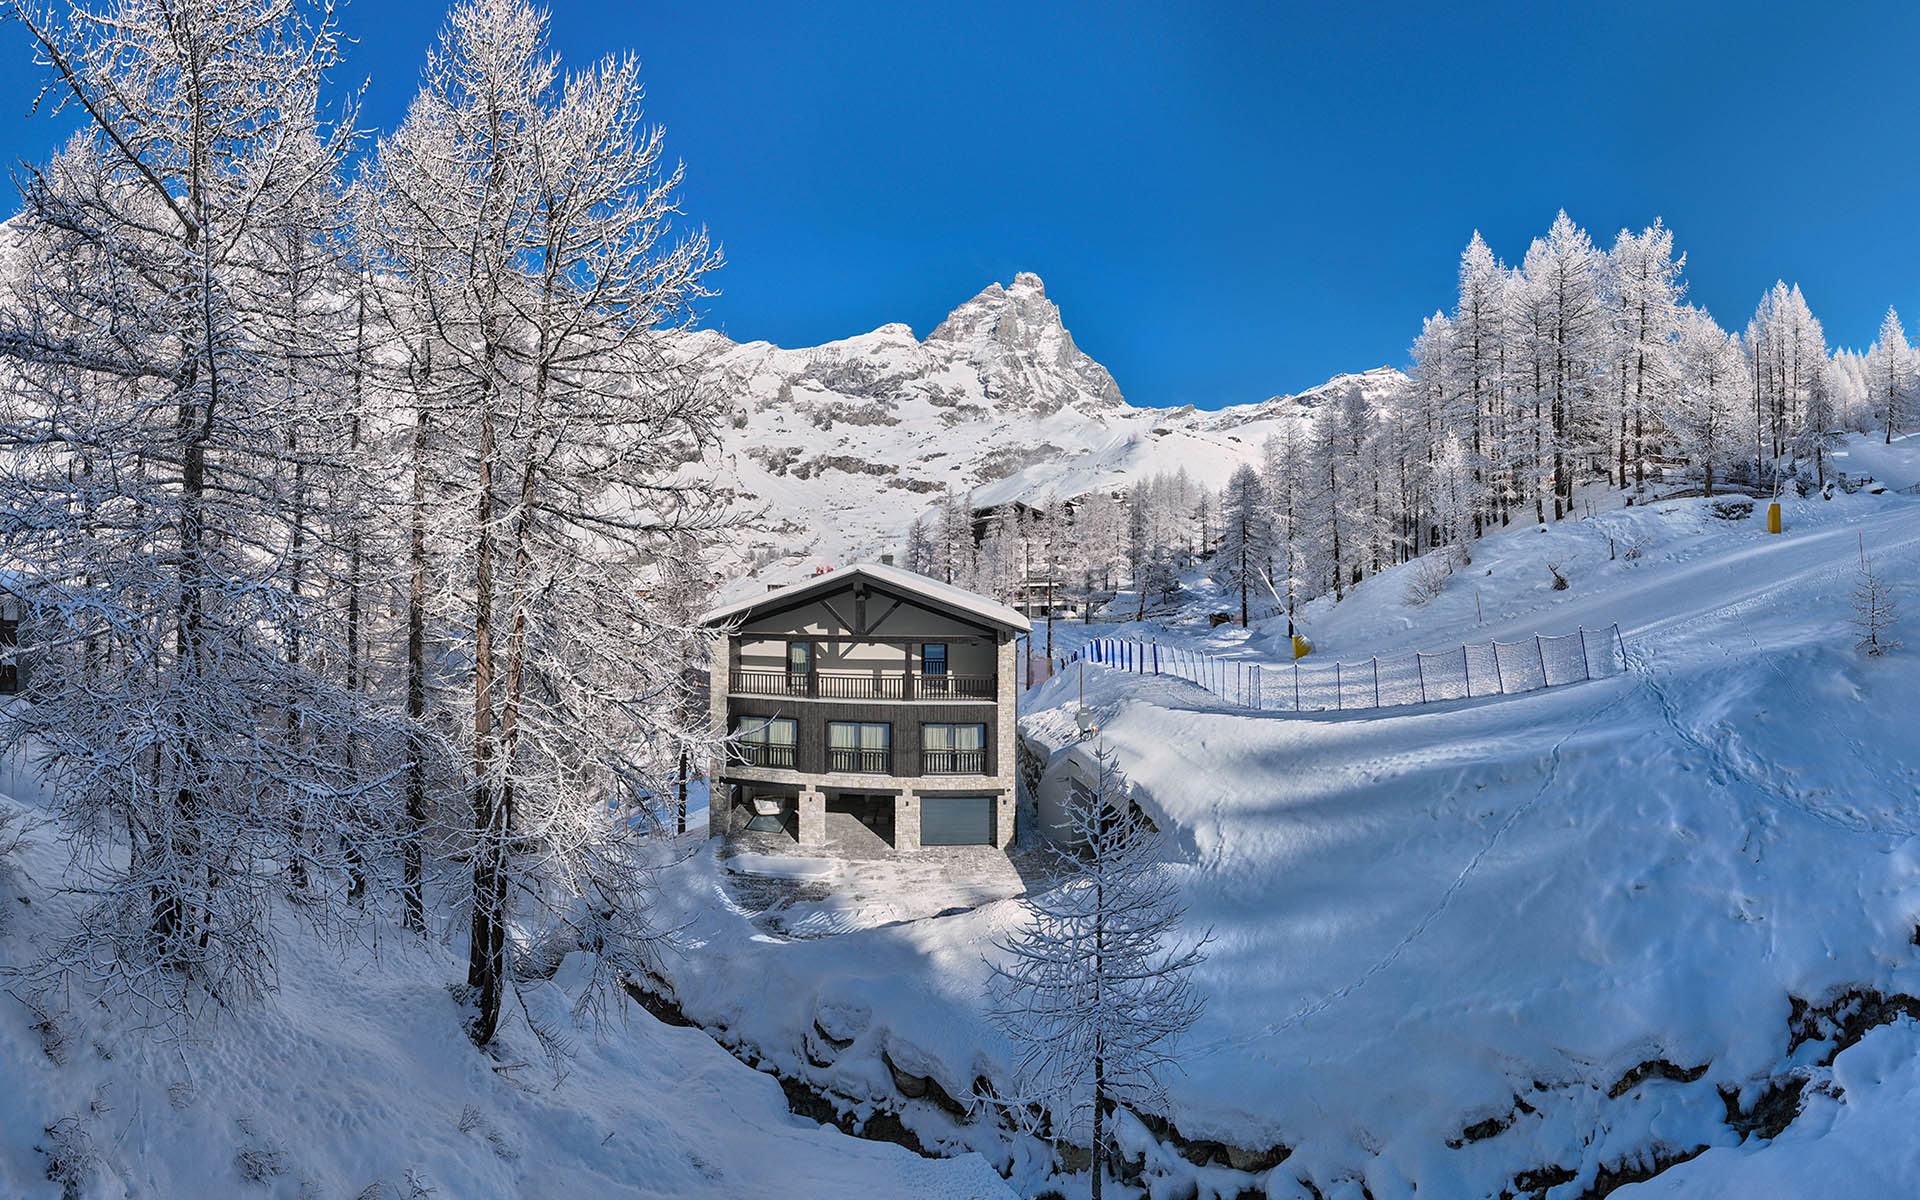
xmin=1404 ymin=552 xmax=1453 ymax=606
xmin=1622 ymin=532 xmax=1652 ymax=562
xmin=1710 ymin=498 xmax=1755 ymax=521
xmin=1853 ymin=540 xmax=1902 ymax=657
xmin=39 ymin=1115 xmax=95 ymax=1198
xmin=1547 ymin=560 xmax=1570 ymax=591
xmin=21 ymin=995 xmax=70 ymax=1066
xmin=234 ymin=1139 xmax=288 ymax=1182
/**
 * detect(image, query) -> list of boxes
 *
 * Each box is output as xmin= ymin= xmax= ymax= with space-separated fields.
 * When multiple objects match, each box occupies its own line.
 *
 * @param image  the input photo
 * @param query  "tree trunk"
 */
xmin=403 ymin=349 xmax=431 ymax=934
xmin=468 ymin=366 xmax=505 ymax=1046
xmin=1091 ymin=1058 xmax=1105 ymax=1200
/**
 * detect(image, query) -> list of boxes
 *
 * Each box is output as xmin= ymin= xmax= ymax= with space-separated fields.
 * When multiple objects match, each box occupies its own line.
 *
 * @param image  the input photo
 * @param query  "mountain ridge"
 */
xmin=692 ymin=273 xmax=1405 ymax=578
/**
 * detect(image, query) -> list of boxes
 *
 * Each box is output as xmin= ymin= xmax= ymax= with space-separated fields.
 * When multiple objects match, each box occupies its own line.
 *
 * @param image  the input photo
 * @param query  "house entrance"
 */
xmin=826 ymin=792 xmax=896 ymax=848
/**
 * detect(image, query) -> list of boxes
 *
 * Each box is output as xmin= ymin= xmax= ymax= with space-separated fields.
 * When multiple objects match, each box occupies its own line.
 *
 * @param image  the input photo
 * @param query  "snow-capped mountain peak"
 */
xmin=694 ymin=275 xmax=1406 ymax=576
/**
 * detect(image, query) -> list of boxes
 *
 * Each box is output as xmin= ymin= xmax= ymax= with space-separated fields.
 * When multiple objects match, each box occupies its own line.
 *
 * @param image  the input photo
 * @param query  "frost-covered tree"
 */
xmin=370 ymin=0 xmax=726 ymax=1046
xmin=1451 ymin=233 xmax=1504 ymax=532
xmin=1747 ymin=282 xmax=1829 ymax=481
xmin=1520 ymin=212 xmax=1606 ymax=517
xmin=1261 ymin=425 xmax=1313 ymax=637
xmin=1075 ymin=492 xmax=1125 ymax=613
xmin=935 ymin=489 xmax=977 ymax=585
xmin=1428 ymin=432 xmax=1476 ymax=564
xmin=1124 ymin=487 xmax=1150 ymax=619
xmin=0 ymin=0 xmax=381 ymax=1013
xmin=1670 ymin=307 xmax=1746 ymax=497
xmin=904 ymin=516 xmax=936 ymax=578
xmin=987 ymin=747 xmax=1207 ymax=1199
xmin=1869 ymin=307 xmax=1912 ymax=445
xmin=1604 ymin=220 xmax=1686 ymax=495
xmin=1852 ymin=534 xmax=1901 ymax=656
xmin=1211 ymin=463 xmax=1271 ymax=625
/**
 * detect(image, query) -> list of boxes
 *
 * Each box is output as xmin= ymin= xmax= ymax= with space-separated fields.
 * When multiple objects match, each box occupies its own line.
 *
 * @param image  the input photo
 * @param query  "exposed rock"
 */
xmin=1606 ymin=1057 xmax=1709 ymax=1100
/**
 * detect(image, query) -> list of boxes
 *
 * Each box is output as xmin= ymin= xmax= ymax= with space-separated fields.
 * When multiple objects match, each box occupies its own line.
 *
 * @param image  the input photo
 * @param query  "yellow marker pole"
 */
xmin=1767 ymin=501 xmax=1782 ymax=534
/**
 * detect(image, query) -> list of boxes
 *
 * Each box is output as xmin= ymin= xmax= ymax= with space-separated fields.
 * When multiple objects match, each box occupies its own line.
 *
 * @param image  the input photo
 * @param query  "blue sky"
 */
xmin=0 ymin=1 xmax=1916 ymax=409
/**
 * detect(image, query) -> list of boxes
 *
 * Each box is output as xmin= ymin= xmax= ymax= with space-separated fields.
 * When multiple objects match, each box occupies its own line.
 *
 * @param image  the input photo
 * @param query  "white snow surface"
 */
xmin=0 ymin=768 xmax=1012 ymax=1199
xmin=652 ymin=445 xmax=1920 ymax=1198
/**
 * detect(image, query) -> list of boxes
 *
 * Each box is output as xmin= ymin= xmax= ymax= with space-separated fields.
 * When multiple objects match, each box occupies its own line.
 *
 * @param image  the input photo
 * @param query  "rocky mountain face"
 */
xmin=692 ymin=273 xmax=1403 ymax=580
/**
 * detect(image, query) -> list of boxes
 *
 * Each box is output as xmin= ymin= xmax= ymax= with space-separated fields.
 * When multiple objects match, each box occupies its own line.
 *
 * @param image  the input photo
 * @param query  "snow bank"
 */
xmin=661 ymin=487 xmax=1920 ymax=1197
xmin=0 ymin=783 xmax=1013 ymax=1199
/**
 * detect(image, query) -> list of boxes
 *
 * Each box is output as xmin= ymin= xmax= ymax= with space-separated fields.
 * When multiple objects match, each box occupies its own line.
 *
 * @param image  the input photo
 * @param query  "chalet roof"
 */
xmin=698 ymin=562 xmax=1031 ymax=634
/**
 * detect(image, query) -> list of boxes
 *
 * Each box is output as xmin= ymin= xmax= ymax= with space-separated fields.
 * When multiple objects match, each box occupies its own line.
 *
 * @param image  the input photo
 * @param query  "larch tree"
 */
xmin=1261 ymin=424 xmax=1313 ymax=638
xmin=0 ymin=0 xmax=381 ymax=1013
xmin=371 ymin=0 xmax=726 ymax=1046
xmin=1521 ymin=212 xmax=1606 ymax=518
xmin=1869 ymin=307 xmax=1911 ymax=445
xmin=1604 ymin=220 xmax=1686 ymax=495
xmin=1212 ymin=463 xmax=1271 ymax=626
xmin=1671 ymin=307 xmax=1746 ymax=498
xmin=1451 ymin=233 xmax=1504 ymax=532
xmin=987 ymin=746 xmax=1207 ymax=1200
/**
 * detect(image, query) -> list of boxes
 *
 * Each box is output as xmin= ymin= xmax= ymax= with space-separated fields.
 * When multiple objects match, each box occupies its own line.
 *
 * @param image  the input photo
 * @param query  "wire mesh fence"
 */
xmin=1063 ymin=625 xmax=1626 ymax=714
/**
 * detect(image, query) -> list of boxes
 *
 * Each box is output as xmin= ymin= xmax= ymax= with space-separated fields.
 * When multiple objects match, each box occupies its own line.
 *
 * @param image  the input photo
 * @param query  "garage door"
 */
xmin=920 ymin=795 xmax=995 ymax=846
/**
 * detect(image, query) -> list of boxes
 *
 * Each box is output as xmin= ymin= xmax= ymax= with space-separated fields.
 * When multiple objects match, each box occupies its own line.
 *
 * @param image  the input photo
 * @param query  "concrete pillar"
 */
xmin=798 ymin=786 xmax=826 ymax=846
xmin=707 ymin=633 xmax=730 ymax=839
xmin=893 ymin=791 xmax=920 ymax=852
xmin=995 ymin=792 xmax=1016 ymax=850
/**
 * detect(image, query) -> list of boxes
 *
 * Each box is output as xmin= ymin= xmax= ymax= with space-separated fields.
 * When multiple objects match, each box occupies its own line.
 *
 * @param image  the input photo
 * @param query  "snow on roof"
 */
xmin=699 ymin=562 xmax=1032 ymax=633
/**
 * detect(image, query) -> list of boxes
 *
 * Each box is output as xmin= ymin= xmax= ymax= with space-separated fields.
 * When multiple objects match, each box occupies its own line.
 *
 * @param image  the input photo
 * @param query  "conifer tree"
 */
xmin=988 ymin=747 xmax=1207 ymax=1200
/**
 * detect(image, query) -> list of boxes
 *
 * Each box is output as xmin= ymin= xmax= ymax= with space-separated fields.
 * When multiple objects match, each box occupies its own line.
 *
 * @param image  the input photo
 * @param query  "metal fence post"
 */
xmin=1335 ymin=661 xmax=1343 ymax=710
xmin=1417 ymin=654 xmax=1427 ymax=704
xmin=1614 ymin=623 xmax=1627 ymax=671
xmin=1293 ymin=661 xmax=1300 ymax=711
xmin=1493 ymin=643 xmax=1505 ymax=694
xmin=1535 ymin=635 xmax=1548 ymax=688
xmin=1579 ymin=629 xmax=1592 ymax=680
xmin=1153 ymin=643 xmax=1160 ymax=674
xmin=1372 ymin=657 xmax=1381 ymax=708
xmin=1461 ymin=645 xmax=1471 ymax=696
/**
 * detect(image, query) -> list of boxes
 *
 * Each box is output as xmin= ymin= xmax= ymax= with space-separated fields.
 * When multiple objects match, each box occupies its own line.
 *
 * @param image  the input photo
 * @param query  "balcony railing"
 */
xmin=915 ymin=673 xmax=995 ymax=700
xmin=923 ymin=748 xmax=987 ymax=775
xmin=733 ymin=742 xmax=796 ymax=769
xmin=827 ymin=746 xmax=892 ymax=774
xmin=730 ymin=669 xmax=995 ymax=701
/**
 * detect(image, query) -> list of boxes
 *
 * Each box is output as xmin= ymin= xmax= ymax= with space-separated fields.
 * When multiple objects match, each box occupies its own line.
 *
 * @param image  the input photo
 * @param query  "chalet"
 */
xmin=699 ymin=563 xmax=1030 ymax=850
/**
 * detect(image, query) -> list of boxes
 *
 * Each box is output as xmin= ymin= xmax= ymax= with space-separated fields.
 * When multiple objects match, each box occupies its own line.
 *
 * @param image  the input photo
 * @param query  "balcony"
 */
xmin=733 ymin=742 xmax=796 ymax=769
xmin=923 ymin=748 xmax=987 ymax=775
xmin=827 ymin=746 xmax=893 ymax=773
xmin=730 ymin=669 xmax=995 ymax=701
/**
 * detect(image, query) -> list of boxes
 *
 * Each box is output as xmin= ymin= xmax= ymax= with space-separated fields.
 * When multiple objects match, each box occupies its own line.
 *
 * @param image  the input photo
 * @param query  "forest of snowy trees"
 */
xmin=0 ymin=0 xmax=725 ymax=1047
xmin=908 ymin=210 xmax=1918 ymax=637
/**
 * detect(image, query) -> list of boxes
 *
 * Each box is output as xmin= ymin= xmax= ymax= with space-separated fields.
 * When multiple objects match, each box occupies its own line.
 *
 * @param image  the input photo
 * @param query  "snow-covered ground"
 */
xmin=0 ymin=773 xmax=1013 ymax=1199
xmin=651 ymin=438 xmax=1920 ymax=1198
xmin=6 ymin=442 xmax=1919 ymax=1199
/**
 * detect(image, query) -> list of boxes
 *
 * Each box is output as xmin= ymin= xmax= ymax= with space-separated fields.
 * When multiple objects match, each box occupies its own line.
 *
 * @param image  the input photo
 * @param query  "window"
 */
xmin=828 ymin=721 xmax=892 ymax=773
xmin=786 ymin=641 xmax=812 ymax=691
xmin=922 ymin=723 xmax=987 ymax=774
xmin=921 ymin=642 xmax=947 ymax=675
xmin=733 ymin=716 xmax=797 ymax=768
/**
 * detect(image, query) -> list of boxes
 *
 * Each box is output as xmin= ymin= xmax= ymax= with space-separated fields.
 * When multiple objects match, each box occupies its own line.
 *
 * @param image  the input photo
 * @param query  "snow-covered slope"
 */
xmin=0 ymin=776 xmax=1013 ymax=1199
xmin=652 ymin=464 xmax=1920 ymax=1198
xmin=695 ymin=272 xmax=1403 ymax=573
